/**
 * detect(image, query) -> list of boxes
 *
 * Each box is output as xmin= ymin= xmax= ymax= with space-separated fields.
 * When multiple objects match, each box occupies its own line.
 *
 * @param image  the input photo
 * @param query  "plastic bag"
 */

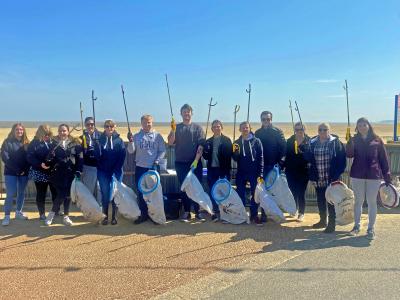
xmin=265 ymin=166 xmax=297 ymax=216
xmin=70 ymin=178 xmax=105 ymax=223
xmin=255 ymin=182 xmax=285 ymax=223
xmin=377 ymin=179 xmax=400 ymax=209
xmin=181 ymin=169 xmax=213 ymax=215
xmin=138 ymin=170 xmax=166 ymax=224
xmin=112 ymin=177 xmax=141 ymax=221
xmin=325 ymin=181 xmax=354 ymax=226
xmin=211 ymin=178 xmax=249 ymax=224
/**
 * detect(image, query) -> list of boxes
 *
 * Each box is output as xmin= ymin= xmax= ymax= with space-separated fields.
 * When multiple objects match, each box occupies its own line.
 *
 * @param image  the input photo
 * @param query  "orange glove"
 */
xmin=170 ymin=118 xmax=176 ymax=132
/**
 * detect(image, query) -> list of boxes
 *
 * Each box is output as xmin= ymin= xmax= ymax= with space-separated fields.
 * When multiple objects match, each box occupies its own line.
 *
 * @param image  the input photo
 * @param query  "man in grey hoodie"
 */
xmin=128 ymin=114 xmax=166 ymax=224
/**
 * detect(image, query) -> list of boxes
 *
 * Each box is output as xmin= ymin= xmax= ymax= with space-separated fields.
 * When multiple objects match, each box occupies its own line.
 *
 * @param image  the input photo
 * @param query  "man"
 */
xmin=81 ymin=117 xmax=101 ymax=200
xmin=128 ymin=114 xmax=166 ymax=224
xmin=232 ymin=121 xmax=264 ymax=225
xmin=168 ymin=104 xmax=206 ymax=222
xmin=255 ymin=111 xmax=286 ymax=222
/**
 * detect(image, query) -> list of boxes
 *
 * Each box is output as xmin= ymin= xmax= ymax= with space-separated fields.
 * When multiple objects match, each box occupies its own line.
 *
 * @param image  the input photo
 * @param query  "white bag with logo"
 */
xmin=70 ymin=178 xmax=105 ymax=223
xmin=112 ymin=178 xmax=141 ymax=221
xmin=139 ymin=170 xmax=166 ymax=224
xmin=211 ymin=178 xmax=249 ymax=224
xmin=181 ymin=169 xmax=213 ymax=215
xmin=255 ymin=181 xmax=286 ymax=223
xmin=325 ymin=181 xmax=354 ymax=226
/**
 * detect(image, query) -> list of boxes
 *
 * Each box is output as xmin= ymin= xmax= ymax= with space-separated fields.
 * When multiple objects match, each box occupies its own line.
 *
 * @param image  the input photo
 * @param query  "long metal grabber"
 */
xmin=290 ymin=100 xmax=298 ymax=155
xmin=343 ymin=80 xmax=351 ymax=141
xmin=121 ymin=85 xmax=132 ymax=135
xmin=91 ymin=90 xmax=97 ymax=126
xmin=165 ymin=74 xmax=174 ymax=121
xmin=246 ymin=84 xmax=251 ymax=122
xmin=233 ymin=105 xmax=240 ymax=142
xmin=294 ymin=100 xmax=303 ymax=127
xmin=205 ymin=97 xmax=217 ymax=139
xmin=80 ymin=102 xmax=87 ymax=149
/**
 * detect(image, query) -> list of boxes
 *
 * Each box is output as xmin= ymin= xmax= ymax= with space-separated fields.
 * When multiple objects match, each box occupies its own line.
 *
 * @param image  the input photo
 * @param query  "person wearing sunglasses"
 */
xmin=284 ymin=122 xmax=310 ymax=222
xmin=301 ymin=123 xmax=346 ymax=233
xmin=81 ymin=117 xmax=101 ymax=200
xmin=346 ymin=117 xmax=391 ymax=240
xmin=97 ymin=120 xmax=126 ymax=225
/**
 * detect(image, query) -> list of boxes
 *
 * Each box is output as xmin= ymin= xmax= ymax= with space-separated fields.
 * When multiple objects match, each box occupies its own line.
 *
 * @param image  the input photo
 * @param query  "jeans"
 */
xmin=207 ymin=167 xmax=230 ymax=213
xmin=4 ymin=175 xmax=29 ymax=216
xmin=97 ymin=169 xmax=122 ymax=219
xmin=350 ymin=178 xmax=381 ymax=231
xmin=135 ymin=166 xmax=150 ymax=219
xmin=316 ymin=186 xmax=336 ymax=224
xmin=235 ymin=173 xmax=258 ymax=219
xmin=175 ymin=161 xmax=202 ymax=214
xmin=34 ymin=181 xmax=57 ymax=216
xmin=286 ymin=174 xmax=309 ymax=215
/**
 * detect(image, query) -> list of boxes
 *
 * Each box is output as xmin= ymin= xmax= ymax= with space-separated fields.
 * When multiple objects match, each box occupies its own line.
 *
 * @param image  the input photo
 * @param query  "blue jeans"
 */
xmin=97 ymin=169 xmax=122 ymax=218
xmin=4 ymin=175 xmax=29 ymax=216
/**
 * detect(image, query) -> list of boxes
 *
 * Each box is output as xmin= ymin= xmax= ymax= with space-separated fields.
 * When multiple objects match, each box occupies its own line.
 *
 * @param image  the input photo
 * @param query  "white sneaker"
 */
xmin=63 ymin=216 xmax=73 ymax=226
xmin=15 ymin=211 xmax=29 ymax=220
xmin=180 ymin=212 xmax=191 ymax=222
xmin=45 ymin=212 xmax=55 ymax=226
xmin=297 ymin=214 xmax=304 ymax=222
xmin=2 ymin=215 xmax=11 ymax=226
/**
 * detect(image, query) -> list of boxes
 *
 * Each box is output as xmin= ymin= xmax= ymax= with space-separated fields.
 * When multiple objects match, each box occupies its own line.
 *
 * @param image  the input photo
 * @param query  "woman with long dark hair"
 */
xmin=1 ymin=123 xmax=30 ymax=226
xmin=346 ymin=117 xmax=391 ymax=240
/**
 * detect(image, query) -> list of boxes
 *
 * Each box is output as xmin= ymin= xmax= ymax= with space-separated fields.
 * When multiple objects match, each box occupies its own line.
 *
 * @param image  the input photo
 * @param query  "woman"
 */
xmin=302 ymin=123 xmax=346 ymax=233
xmin=97 ymin=120 xmax=126 ymax=225
xmin=285 ymin=122 xmax=310 ymax=222
xmin=27 ymin=125 xmax=58 ymax=220
xmin=44 ymin=124 xmax=83 ymax=226
xmin=346 ymin=117 xmax=390 ymax=240
xmin=202 ymin=120 xmax=233 ymax=221
xmin=1 ymin=123 xmax=30 ymax=226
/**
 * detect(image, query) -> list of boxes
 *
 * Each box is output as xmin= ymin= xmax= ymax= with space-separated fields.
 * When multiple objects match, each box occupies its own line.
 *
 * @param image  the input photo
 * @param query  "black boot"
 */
xmin=102 ymin=206 xmax=108 ymax=225
xmin=324 ymin=220 xmax=336 ymax=233
xmin=111 ymin=206 xmax=117 ymax=225
xmin=312 ymin=214 xmax=327 ymax=229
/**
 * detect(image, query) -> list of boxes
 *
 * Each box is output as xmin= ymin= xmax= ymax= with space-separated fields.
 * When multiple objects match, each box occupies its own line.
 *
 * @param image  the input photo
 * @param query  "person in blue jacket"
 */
xmin=97 ymin=119 xmax=126 ymax=225
xmin=1 ymin=123 xmax=30 ymax=226
xmin=232 ymin=121 xmax=264 ymax=225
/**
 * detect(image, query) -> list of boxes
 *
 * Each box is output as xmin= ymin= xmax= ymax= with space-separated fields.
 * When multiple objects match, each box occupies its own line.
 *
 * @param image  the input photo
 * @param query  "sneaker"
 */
xmin=45 ymin=212 xmax=55 ymax=226
xmin=180 ymin=212 xmax=191 ymax=222
xmin=55 ymin=211 xmax=64 ymax=217
xmin=63 ymin=216 xmax=73 ymax=226
xmin=251 ymin=216 xmax=263 ymax=226
xmin=211 ymin=213 xmax=220 ymax=222
xmin=366 ymin=229 xmax=375 ymax=240
xmin=111 ymin=218 xmax=118 ymax=225
xmin=39 ymin=214 xmax=46 ymax=221
xmin=2 ymin=215 xmax=11 ymax=226
xmin=312 ymin=220 xmax=327 ymax=229
xmin=349 ymin=226 xmax=360 ymax=236
xmin=260 ymin=213 xmax=268 ymax=223
xmin=324 ymin=223 xmax=335 ymax=233
xmin=297 ymin=214 xmax=304 ymax=222
xmin=15 ymin=211 xmax=28 ymax=220
xmin=101 ymin=217 xmax=108 ymax=225
xmin=134 ymin=216 xmax=148 ymax=225
xmin=195 ymin=213 xmax=206 ymax=222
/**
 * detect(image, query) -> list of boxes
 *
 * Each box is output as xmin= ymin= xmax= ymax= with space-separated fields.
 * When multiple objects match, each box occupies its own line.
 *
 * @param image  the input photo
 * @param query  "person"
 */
xmin=81 ymin=117 xmax=101 ymax=199
xmin=232 ymin=121 xmax=264 ymax=225
xmin=97 ymin=120 xmax=126 ymax=225
xmin=346 ymin=117 xmax=391 ymax=240
xmin=301 ymin=123 xmax=346 ymax=233
xmin=285 ymin=122 xmax=310 ymax=222
xmin=202 ymin=120 xmax=233 ymax=221
xmin=27 ymin=124 xmax=57 ymax=220
xmin=255 ymin=111 xmax=286 ymax=223
xmin=44 ymin=124 xmax=83 ymax=226
xmin=127 ymin=114 xmax=166 ymax=224
xmin=1 ymin=123 xmax=30 ymax=226
xmin=168 ymin=104 xmax=206 ymax=222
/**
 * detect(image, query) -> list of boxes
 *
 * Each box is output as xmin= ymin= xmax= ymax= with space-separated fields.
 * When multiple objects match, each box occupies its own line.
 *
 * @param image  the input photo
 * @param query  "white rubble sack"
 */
xmin=325 ymin=181 xmax=354 ymax=226
xmin=112 ymin=178 xmax=141 ymax=221
xmin=255 ymin=182 xmax=285 ymax=223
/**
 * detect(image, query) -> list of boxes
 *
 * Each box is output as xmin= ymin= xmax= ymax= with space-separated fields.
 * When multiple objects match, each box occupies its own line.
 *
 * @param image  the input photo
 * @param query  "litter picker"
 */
xmin=246 ymin=84 xmax=251 ymax=122
xmin=91 ymin=90 xmax=97 ymax=126
xmin=343 ymin=80 xmax=351 ymax=141
xmin=165 ymin=74 xmax=174 ymax=123
xmin=294 ymin=100 xmax=303 ymax=127
xmin=205 ymin=97 xmax=217 ymax=138
xmin=233 ymin=105 xmax=240 ymax=142
xmin=120 ymin=85 xmax=132 ymax=136
xmin=289 ymin=100 xmax=298 ymax=154
xmin=80 ymin=102 xmax=87 ymax=149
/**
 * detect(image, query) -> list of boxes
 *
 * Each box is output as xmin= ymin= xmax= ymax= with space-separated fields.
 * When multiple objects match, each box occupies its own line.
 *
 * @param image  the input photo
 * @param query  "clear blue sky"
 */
xmin=0 ymin=0 xmax=399 ymax=123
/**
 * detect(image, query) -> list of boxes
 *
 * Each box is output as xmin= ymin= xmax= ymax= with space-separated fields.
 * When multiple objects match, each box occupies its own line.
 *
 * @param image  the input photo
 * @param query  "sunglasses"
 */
xmin=86 ymin=123 xmax=95 ymax=127
xmin=318 ymin=128 xmax=328 ymax=132
xmin=104 ymin=125 xmax=114 ymax=129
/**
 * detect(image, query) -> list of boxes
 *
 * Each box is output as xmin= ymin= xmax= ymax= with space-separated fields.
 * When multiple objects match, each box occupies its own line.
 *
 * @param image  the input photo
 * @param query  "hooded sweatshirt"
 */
xmin=232 ymin=133 xmax=264 ymax=178
xmin=1 ymin=137 xmax=30 ymax=176
xmin=81 ymin=129 xmax=101 ymax=167
xmin=97 ymin=132 xmax=126 ymax=174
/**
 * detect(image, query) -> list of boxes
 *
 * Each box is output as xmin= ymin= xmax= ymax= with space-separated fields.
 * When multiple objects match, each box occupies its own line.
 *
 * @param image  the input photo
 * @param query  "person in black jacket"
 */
xmin=202 ymin=120 xmax=233 ymax=221
xmin=1 ymin=123 xmax=30 ymax=226
xmin=285 ymin=122 xmax=310 ymax=222
xmin=232 ymin=122 xmax=264 ymax=225
xmin=27 ymin=124 xmax=58 ymax=220
xmin=301 ymin=123 xmax=346 ymax=233
xmin=44 ymin=124 xmax=83 ymax=226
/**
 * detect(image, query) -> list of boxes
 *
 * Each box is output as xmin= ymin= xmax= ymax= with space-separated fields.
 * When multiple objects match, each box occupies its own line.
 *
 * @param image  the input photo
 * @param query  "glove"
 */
xmin=127 ymin=131 xmax=133 ymax=142
xmin=384 ymin=177 xmax=391 ymax=187
xmin=75 ymin=171 xmax=81 ymax=181
xmin=257 ymin=177 xmax=264 ymax=184
xmin=170 ymin=118 xmax=176 ymax=132
xmin=152 ymin=161 xmax=160 ymax=172
xmin=232 ymin=143 xmax=240 ymax=153
xmin=190 ymin=160 xmax=198 ymax=170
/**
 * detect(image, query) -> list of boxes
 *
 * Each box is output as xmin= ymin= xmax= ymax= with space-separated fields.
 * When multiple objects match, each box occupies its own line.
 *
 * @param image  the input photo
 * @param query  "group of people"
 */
xmin=1 ymin=105 xmax=391 ymax=240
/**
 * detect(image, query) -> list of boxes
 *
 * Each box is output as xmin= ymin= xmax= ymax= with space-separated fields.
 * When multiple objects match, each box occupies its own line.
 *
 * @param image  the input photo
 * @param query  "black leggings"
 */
xmin=51 ymin=186 xmax=71 ymax=216
xmin=34 ymin=181 xmax=57 ymax=215
xmin=286 ymin=175 xmax=308 ymax=215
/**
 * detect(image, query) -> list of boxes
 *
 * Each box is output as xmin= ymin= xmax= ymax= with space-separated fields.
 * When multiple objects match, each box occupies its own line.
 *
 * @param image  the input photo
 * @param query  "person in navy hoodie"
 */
xmin=27 ymin=124 xmax=58 ymax=220
xmin=97 ymin=119 xmax=126 ymax=225
xmin=1 ymin=123 xmax=30 ymax=226
xmin=44 ymin=124 xmax=83 ymax=226
xmin=232 ymin=121 xmax=264 ymax=225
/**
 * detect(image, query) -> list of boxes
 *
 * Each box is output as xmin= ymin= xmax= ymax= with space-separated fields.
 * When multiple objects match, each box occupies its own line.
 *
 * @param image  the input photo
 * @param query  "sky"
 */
xmin=0 ymin=0 xmax=399 ymax=124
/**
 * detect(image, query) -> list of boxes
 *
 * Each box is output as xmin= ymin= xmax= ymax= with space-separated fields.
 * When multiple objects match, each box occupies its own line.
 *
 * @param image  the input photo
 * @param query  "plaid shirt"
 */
xmin=313 ymin=139 xmax=333 ymax=187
